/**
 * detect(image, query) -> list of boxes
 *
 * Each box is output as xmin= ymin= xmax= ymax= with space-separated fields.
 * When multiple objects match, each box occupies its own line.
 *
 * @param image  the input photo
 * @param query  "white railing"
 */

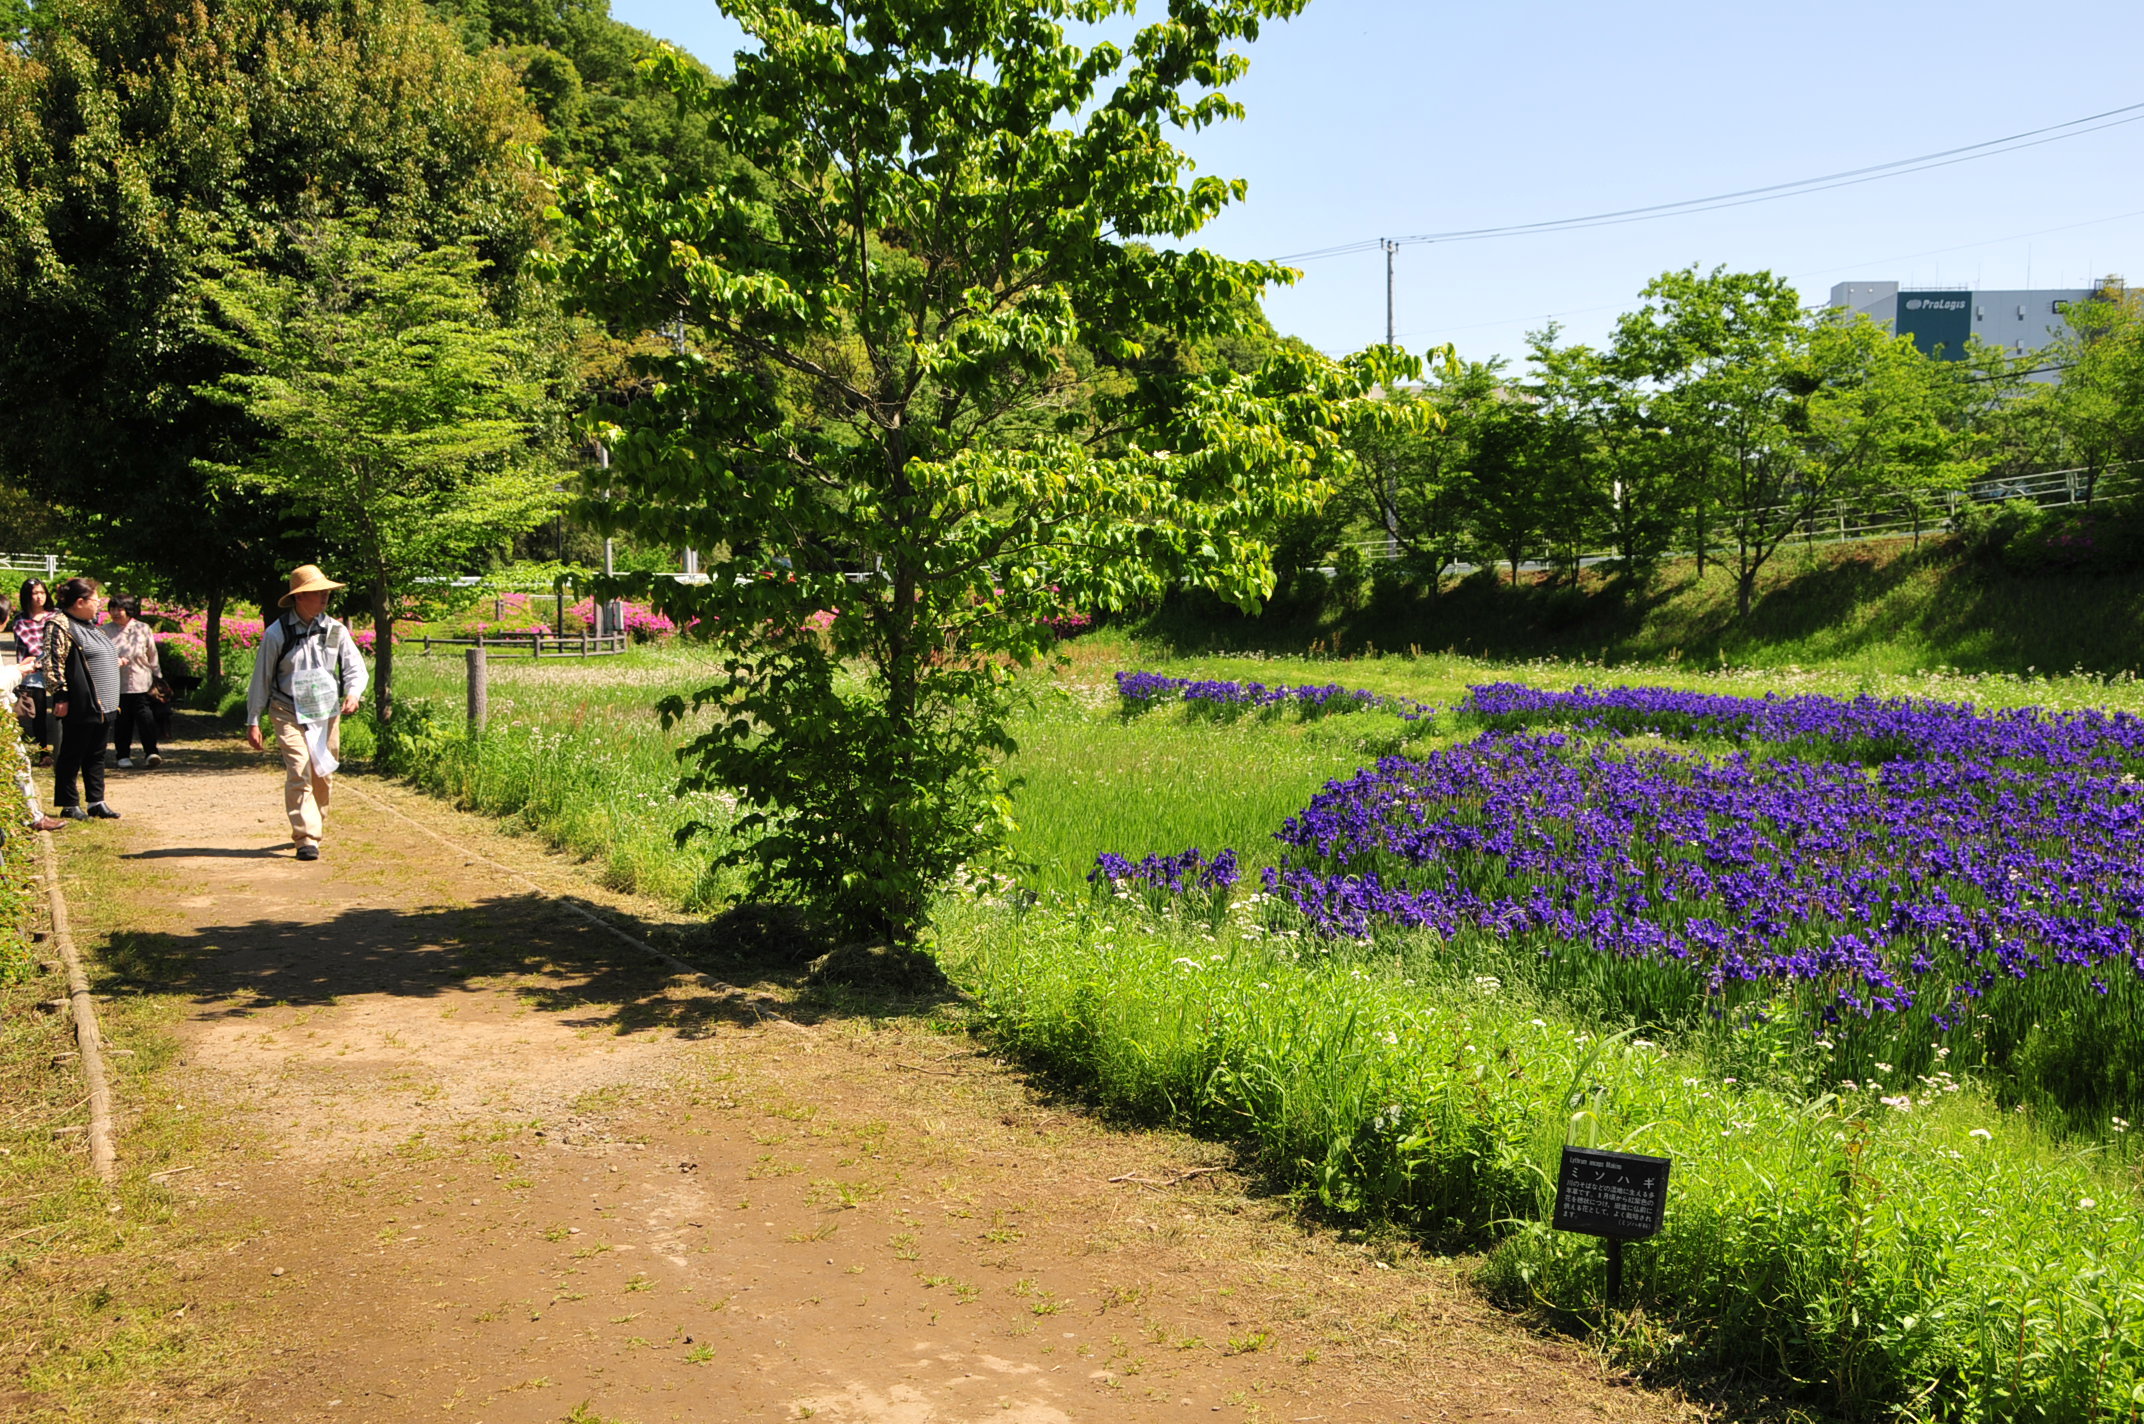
xmin=1341 ymin=460 xmax=2140 ymax=566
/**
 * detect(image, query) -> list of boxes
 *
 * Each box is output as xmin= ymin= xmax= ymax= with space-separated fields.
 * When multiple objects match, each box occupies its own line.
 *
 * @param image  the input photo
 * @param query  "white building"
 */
xmin=1828 ymin=278 xmax=2118 ymax=381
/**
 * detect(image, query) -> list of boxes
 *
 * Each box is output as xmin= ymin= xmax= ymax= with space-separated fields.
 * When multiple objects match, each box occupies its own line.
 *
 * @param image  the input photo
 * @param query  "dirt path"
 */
xmin=39 ymin=725 xmax=1695 ymax=1424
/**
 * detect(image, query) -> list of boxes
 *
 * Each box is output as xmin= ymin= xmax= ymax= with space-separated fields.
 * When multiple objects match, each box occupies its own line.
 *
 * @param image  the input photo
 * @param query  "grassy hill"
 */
xmin=1145 ymin=533 xmax=2144 ymax=676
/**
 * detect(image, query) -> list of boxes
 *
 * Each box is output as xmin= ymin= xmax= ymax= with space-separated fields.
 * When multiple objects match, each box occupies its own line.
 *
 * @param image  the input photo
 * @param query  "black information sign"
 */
xmin=1552 ymin=1147 xmax=1670 ymax=1240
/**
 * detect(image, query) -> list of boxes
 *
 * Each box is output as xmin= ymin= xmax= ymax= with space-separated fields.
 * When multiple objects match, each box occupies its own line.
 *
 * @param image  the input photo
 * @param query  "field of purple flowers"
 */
xmin=1094 ymin=679 xmax=2144 ymax=1125
xmin=1115 ymin=668 xmax=1433 ymax=720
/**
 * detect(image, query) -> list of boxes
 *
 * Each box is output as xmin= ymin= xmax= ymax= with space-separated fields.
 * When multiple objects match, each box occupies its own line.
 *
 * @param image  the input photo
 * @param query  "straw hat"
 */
xmin=278 ymin=564 xmax=347 ymax=607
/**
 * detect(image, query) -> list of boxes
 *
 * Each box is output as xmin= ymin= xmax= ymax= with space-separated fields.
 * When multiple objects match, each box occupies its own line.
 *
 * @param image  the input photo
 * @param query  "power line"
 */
xmin=1277 ymin=99 xmax=2144 ymax=263
xmin=1377 ymin=205 xmax=2144 ymax=349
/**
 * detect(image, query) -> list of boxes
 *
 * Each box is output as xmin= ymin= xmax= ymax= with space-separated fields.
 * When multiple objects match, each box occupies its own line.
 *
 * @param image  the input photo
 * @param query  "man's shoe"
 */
xmin=295 ymin=844 xmax=320 ymax=862
xmin=145 ymin=754 xmax=162 ymax=768
xmin=30 ymin=816 xmax=67 ymax=832
xmin=116 ymin=757 xmax=133 ymax=769
xmin=87 ymin=803 xmax=120 ymax=819
xmin=58 ymin=806 xmax=87 ymax=820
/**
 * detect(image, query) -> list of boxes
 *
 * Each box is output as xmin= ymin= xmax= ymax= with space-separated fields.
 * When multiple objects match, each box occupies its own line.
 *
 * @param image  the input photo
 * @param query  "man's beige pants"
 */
xmin=270 ymin=709 xmax=339 ymax=847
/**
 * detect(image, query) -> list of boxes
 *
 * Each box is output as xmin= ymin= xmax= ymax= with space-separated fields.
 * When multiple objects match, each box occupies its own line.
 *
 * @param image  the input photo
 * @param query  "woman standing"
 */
xmin=14 ymin=578 xmax=54 ymax=765
xmin=107 ymin=595 xmax=163 ymax=769
xmin=40 ymin=577 xmax=120 ymax=819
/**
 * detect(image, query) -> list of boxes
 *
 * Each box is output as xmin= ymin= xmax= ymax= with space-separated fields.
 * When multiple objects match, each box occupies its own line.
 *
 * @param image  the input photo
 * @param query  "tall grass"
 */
xmin=940 ymin=896 xmax=2144 ymax=1420
xmin=368 ymin=647 xmax=743 ymax=907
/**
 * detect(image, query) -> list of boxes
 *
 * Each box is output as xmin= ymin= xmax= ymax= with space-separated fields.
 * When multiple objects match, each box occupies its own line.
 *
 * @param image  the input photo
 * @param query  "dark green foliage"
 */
xmin=426 ymin=0 xmax=734 ymax=190
xmin=0 ymin=0 xmax=548 ymax=662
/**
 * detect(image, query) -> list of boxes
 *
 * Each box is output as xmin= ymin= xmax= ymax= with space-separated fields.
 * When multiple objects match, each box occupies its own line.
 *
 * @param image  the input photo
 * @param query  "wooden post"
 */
xmin=532 ymin=631 xmax=542 ymax=659
xmin=423 ymin=635 xmax=431 ymax=656
xmin=1606 ymin=1238 xmax=1624 ymax=1309
xmin=580 ymin=631 xmax=589 ymax=656
xmin=466 ymin=647 xmax=488 ymax=731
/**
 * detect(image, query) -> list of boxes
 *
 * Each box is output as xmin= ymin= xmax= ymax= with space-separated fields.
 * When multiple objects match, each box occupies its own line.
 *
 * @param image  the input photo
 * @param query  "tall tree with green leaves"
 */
xmin=554 ymin=0 xmax=1394 ymax=944
xmin=1793 ymin=314 xmax=1981 ymax=550
xmin=427 ymin=0 xmax=735 ymax=193
xmin=1535 ymin=332 xmax=1677 ymax=570
xmin=2049 ymin=284 xmax=2144 ymax=506
xmin=1614 ymin=266 xmax=1807 ymax=617
xmin=0 ymin=0 xmax=544 ymax=669
xmin=201 ymin=224 xmax=560 ymax=722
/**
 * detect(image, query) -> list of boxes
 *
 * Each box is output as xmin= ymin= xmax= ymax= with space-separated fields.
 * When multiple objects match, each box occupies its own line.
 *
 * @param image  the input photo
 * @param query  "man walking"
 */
xmin=245 ymin=565 xmax=367 ymax=862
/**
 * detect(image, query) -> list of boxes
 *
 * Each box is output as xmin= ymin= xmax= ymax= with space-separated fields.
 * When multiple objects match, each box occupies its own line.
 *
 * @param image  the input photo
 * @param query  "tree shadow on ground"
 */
xmin=89 ymin=892 xmax=958 ymax=1042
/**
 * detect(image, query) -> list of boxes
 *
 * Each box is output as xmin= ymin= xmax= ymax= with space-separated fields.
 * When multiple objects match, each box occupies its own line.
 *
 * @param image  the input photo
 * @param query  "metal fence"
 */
xmin=1340 ymin=460 xmax=2140 ymax=567
xmin=410 ymin=630 xmax=629 ymax=659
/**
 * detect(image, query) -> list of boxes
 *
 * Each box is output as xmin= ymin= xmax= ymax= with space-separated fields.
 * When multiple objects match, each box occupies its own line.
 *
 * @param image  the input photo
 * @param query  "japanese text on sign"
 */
xmin=1552 ymin=1147 xmax=1669 ymax=1240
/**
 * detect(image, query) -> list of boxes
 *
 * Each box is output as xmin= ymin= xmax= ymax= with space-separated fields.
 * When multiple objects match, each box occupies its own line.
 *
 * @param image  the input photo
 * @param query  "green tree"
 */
xmin=2048 ymin=283 xmax=2144 ymax=506
xmin=1458 ymin=379 xmax=1559 ymax=586
xmin=427 ymin=0 xmax=735 ymax=191
xmin=201 ymin=224 xmax=561 ymax=722
xmin=1539 ymin=332 xmax=1678 ymax=570
xmin=1614 ymin=266 xmax=1807 ymax=617
xmin=0 ymin=0 xmax=544 ymax=671
xmin=1793 ymin=314 xmax=1980 ymax=550
xmin=554 ymin=0 xmax=1390 ymax=944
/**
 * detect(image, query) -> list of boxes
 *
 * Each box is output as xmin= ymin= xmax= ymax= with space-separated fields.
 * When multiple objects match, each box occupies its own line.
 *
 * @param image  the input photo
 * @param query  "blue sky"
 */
xmin=609 ymin=0 xmax=2144 ymax=366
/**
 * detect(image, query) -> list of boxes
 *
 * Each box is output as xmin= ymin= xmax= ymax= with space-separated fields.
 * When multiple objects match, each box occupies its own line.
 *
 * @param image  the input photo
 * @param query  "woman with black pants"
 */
xmin=14 ymin=578 xmax=55 ymax=765
xmin=107 ymin=595 xmax=163 ymax=768
xmin=40 ymin=578 xmax=120 ymax=819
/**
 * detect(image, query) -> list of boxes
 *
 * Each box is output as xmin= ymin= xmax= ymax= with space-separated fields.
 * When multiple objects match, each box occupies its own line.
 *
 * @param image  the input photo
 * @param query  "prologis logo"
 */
xmin=1904 ymin=297 xmax=1967 ymax=312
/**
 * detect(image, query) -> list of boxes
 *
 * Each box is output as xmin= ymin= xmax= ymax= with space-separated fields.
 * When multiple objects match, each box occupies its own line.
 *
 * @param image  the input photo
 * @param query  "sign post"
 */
xmin=1551 ymin=1147 xmax=1670 ymax=1309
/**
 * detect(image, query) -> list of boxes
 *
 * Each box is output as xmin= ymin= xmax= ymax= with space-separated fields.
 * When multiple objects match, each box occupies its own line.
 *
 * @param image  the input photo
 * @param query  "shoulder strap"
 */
xmin=273 ymin=611 xmax=302 ymax=672
xmin=275 ymin=611 xmax=342 ymax=677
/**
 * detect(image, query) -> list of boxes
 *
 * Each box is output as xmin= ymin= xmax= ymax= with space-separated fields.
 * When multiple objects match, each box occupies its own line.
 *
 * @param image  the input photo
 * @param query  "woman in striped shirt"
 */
xmin=14 ymin=578 xmax=55 ymax=765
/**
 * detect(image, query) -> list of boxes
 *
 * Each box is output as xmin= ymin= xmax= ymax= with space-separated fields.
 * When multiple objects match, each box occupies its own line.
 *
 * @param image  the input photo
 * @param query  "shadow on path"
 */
xmin=89 ymin=885 xmax=951 ymax=1042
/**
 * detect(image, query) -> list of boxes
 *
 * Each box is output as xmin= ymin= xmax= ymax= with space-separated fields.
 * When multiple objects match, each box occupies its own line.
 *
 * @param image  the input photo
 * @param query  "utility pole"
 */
xmin=1380 ymin=238 xmax=1400 ymax=562
xmin=1383 ymin=238 xmax=1397 ymax=351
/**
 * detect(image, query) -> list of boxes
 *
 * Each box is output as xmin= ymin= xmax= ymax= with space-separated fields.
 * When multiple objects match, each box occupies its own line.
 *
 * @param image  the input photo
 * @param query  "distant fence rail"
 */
xmin=411 ymin=630 xmax=629 ymax=659
xmin=1339 ymin=460 xmax=2141 ymax=568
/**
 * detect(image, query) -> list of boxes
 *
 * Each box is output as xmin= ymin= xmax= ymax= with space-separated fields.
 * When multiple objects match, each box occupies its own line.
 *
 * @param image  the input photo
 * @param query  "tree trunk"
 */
xmin=371 ymin=578 xmax=395 ymax=727
xmin=205 ymin=587 xmax=225 ymax=686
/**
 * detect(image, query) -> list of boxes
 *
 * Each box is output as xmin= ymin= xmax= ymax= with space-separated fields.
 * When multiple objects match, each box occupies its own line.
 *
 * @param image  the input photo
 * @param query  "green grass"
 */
xmin=1 ymin=713 xmax=258 ymax=1417
xmin=1151 ymin=535 xmax=2144 ymax=677
xmin=938 ymin=898 xmax=2144 ymax=1420
xmin=343 ymin=633 xmax=2144 ymax=1417
xmin=361 ymin=647 xmax=743 ymax=909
